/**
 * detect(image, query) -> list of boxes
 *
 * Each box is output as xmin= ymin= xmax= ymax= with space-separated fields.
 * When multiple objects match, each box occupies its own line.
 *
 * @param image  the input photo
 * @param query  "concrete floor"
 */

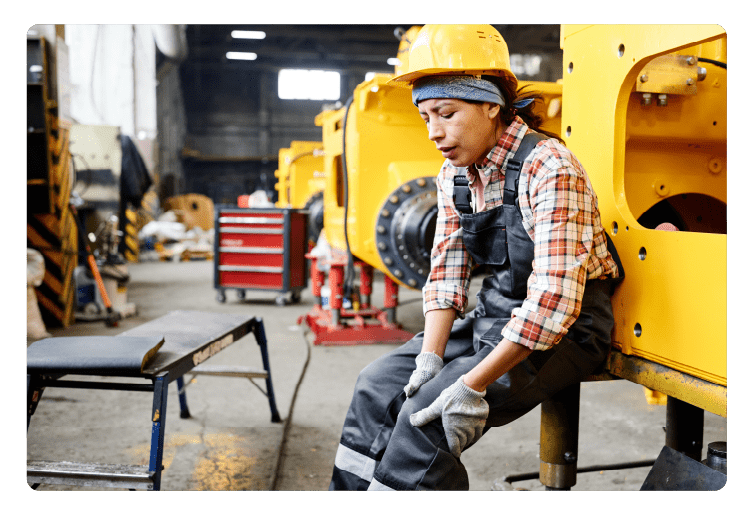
xmin=25 ymin=259 xmax=727 ymax=492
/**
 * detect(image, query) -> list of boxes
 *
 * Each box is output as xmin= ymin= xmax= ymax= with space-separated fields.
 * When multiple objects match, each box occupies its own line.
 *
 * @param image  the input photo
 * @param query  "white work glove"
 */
xmin=404 ymin=352 xmax=444 ymax=397
xmin=409 ymin=375 xmax=489 ymax=458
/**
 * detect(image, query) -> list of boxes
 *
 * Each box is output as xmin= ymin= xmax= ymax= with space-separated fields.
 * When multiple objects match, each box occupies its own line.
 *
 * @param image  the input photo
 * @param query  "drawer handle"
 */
xmin=218 ymin=265 xmax=283 ymax=273
xmin=219 ymin=216 xmax=283 ymax=224
xmin=218 ymin=247 xmax=283 ymax=254
xmin=219 ymin=227 xmax=283 ymax=234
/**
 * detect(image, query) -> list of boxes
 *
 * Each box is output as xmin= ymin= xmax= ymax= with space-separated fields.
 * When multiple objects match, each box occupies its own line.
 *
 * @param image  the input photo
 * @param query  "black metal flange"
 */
xmin=374 ymin=176 xmax=438 ymax=290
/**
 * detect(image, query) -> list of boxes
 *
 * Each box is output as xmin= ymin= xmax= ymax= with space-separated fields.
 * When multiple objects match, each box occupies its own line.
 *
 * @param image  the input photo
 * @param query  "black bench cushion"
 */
xmin=27 ymin=336 xmax=165 ymax=376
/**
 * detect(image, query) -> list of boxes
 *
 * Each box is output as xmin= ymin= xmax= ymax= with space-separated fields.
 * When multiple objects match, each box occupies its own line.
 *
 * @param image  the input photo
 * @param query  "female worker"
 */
xmin=329 ymin=24 xmax=623 ymax=491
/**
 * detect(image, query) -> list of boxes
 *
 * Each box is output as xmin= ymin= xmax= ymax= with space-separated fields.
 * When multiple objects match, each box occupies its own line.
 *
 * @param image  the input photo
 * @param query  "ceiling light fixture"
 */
xmin=226 ymin=52 xmax=258 ymax=61
xmin=231 ymin=30 xmax=266 ymax=40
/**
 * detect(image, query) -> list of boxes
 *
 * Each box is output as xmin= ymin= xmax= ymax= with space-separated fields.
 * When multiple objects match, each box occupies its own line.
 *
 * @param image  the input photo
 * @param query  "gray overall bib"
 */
xmin=330 ymin=133 xmax=623 ymax=491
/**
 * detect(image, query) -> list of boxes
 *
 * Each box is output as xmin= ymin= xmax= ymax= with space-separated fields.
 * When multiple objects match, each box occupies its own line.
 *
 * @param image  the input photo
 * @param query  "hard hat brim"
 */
xmin=388 ymin=68 xmax=518 ymax=90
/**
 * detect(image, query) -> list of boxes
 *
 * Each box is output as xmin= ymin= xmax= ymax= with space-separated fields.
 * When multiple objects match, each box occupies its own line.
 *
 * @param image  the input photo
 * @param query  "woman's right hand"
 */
xmin=404 ymin=352 xmax=444 ymax=397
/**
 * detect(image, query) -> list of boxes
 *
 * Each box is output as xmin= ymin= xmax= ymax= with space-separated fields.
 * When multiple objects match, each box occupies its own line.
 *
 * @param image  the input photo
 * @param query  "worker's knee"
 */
xmin=355 ymin=357 xmax=385 ymax=390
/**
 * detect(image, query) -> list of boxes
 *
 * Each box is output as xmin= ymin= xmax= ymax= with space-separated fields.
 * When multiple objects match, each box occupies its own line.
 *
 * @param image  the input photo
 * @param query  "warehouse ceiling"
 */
xmin=180 ymin=24 xmax=563 ymax=74
xmin=165 ymin=25 xmax=565 ymax=204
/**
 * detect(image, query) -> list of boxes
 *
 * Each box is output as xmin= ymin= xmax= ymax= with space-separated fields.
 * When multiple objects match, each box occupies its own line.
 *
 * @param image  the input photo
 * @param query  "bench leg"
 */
xmin=251 ymin=318 xmax=282 ymax=423
xmin=27 ymin=374 xmax=45 ymax=431
xmin=149 ymin=372 xmax=169 ymax=491
xmin=176 ymin=376 xmax=191 ymax=419
xmin=539 ymin=382 xmax=581 ymax=490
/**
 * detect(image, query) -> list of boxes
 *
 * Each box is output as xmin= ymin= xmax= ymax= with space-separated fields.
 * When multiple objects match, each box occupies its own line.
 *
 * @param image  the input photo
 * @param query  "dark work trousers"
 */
xmin=329 ymin=278 xmax=614 ymax=490
xmin=330 ymin=144 xmax=622 ymax=490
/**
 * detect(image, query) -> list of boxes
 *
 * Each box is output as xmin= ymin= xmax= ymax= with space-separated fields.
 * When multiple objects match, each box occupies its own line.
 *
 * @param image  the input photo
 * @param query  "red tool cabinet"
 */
xmin=214 ymin=207 xmax=308 ymax=305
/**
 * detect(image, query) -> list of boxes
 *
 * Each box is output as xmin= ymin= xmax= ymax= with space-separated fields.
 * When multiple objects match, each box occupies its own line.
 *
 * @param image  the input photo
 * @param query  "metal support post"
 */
xmin=359 ymin=263 xmax=373 ymax=309
xmin=27 ymin=375 xmax=46 ymax=430
xmin=329 ymin=264 xmax=344 ymax=325
xmin=383 ymin=274 xmax=399 ymax=324
xmin=665 ymin=395 xmax=704 ymax=461
xmin=176 ymin=376 xmax=190 ymax=419
xmin=310 ymin=258 xmax=324 ymax=307
xmin=148 ymin=372 xmax=169 ymax=491
xmin=251 ymin=318 xmax=282 ymax=423
xmin=539 ymin=382 xmax=581 ymax=490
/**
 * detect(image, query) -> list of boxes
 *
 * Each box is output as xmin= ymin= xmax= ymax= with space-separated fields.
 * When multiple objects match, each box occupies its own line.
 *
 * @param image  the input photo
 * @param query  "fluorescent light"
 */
xmin=226 ymin=52 xmax=258 ymax=61
xmin=231 ymin=30 xmax=266 ymax=40
xmin=387 ymin=58 xmax=401 ymax=66
xmin=278 ymin=69 xmax=341 ymax=100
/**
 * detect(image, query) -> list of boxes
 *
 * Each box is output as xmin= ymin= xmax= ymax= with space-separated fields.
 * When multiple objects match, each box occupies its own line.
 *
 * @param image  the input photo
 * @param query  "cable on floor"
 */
xmin=267 ymin=326 xmax=313 ymax=490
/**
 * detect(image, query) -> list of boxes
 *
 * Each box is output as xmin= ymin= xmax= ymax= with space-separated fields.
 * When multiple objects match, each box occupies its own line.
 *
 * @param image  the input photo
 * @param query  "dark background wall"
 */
xmin=156 ymin=25 xmax=563 ymax=206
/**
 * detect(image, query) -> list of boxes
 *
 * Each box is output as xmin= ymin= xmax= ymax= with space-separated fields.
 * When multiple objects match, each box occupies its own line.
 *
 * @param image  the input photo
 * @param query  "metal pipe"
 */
xmin=502 ymin=459 xmax=656 ymax=484
xmin=539 ymin=383 xmax=580 ymax=490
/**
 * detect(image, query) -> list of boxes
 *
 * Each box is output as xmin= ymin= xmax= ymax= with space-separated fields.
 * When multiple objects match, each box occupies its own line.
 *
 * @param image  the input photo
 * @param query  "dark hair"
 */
xmin=484 ymin=75 xmax=564 ymax=144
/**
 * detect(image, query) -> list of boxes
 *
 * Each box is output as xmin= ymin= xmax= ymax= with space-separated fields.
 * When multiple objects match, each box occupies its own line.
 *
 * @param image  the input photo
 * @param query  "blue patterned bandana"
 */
xmin=411 ymin=75 xmax=506 ymax=108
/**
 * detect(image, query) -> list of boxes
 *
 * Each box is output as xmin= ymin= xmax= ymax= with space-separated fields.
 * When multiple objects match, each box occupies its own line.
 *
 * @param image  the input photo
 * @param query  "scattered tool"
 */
xmin=69 ymin=202 xmax=121 ymax=327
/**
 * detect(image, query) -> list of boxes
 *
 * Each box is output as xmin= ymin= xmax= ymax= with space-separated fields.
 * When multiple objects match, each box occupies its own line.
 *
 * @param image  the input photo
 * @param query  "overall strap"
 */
xmin=452 ymin=169 xmax=473 ymax=214
xmin=452 ymin=131 xmax=548 ymax=214
xmin=503 ymin=131 xmax=548 ymax=206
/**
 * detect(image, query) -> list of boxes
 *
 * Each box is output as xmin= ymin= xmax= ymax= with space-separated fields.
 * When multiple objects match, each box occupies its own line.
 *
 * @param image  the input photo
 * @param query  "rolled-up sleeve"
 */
xmin=501 ymin=141 xmax=595 ymax=351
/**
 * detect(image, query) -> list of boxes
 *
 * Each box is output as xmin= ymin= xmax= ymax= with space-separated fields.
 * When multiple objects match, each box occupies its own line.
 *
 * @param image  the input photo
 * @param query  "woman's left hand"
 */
xmin=409 ymin=375 xmax=489 ymax=458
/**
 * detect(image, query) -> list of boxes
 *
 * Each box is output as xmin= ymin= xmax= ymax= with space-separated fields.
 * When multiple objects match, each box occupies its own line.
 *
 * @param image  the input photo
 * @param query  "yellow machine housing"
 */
xmin=274 ymin=141 xmax=325 ymax=209
xmin=275 ymin=141 xmax=326 ymax=246
xmin=315 ymin=74 xmax=441 ymax=289
xmin=560 ymin=25 xmax=726 ymax=387
xmin=315 ymin=75 xmax=563 ymax=290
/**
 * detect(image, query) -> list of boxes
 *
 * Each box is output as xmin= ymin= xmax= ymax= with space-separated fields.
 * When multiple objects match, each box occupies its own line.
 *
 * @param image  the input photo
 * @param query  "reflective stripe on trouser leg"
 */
xmin=334 ymin=444 xmax=377 ymax=479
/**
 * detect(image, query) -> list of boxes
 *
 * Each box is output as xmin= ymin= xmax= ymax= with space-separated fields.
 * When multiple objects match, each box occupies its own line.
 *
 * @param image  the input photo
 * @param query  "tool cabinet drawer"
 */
xmin=214 ymin=207 xmax=308 ymax=301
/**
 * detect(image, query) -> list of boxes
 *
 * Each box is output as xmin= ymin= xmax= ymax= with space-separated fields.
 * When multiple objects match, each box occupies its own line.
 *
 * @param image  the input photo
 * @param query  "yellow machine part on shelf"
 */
xmin=274 ymin=141 xmax=325 ymax=209
xmin=315 ymin=74 xmax=563 ymax=290
xmin=561 ymin=25 xmax=726 ymax=387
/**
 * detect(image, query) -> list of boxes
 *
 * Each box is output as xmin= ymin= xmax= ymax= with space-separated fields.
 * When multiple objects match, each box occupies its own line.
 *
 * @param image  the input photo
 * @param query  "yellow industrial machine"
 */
xmin=315 ymin=74 xmax=442 ymax=290
xmin=561 ymin=25 xmax=727 ymax=397
xmin=518 ymin=24 xmax=727 ymax=492
xmin=274 ymin=141 xmax=326 ymax=246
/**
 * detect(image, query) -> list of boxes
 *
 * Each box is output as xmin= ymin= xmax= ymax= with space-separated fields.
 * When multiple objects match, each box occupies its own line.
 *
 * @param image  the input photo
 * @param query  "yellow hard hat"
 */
xmin=394 ymin=26 xmax=423 ymax=76
xmin=389 ymin=24 xmax=517 ymax=89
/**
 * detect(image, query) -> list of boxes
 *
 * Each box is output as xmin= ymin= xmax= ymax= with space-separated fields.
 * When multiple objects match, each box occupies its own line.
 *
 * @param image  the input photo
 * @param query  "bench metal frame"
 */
xmin=27 ymin=311 xmax=282 ymax=491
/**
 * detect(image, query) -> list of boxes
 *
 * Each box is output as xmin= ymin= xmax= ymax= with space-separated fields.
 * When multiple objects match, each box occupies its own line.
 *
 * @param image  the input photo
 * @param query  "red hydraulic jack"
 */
xmin=298 ymin=252 xmax=415 ymax=346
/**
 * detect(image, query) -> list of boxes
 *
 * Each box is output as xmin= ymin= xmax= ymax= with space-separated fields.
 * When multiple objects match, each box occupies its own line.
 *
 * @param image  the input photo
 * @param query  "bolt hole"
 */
xmin=568 ymin=62 xmax=574 ymax=73
xmin=638 ymin=247 xmax=647 ymax=260
xmin=618 ymin=44 xmax=625 ymax=57
xmin=634 ymin=323 xmax=642 ymax=337
xmin=611 ymin=221 xmax=618 ymax=235
xmin=566 ymin=126 xmax=572 ymax=137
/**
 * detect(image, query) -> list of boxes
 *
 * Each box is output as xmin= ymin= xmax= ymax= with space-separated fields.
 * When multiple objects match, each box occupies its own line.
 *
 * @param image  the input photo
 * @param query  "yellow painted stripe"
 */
xmin=35 ymin=214 xmax=61 ymax=238
xmin=43 ymin=271 xmax=63 ymax=297
xmin=36 ymin=293 xmax=63 ymax=322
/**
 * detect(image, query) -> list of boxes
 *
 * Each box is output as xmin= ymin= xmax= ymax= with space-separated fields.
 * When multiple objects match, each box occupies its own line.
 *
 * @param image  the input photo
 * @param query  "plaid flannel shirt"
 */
xmin=423 ymin=117 xmax=619 ymax=351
